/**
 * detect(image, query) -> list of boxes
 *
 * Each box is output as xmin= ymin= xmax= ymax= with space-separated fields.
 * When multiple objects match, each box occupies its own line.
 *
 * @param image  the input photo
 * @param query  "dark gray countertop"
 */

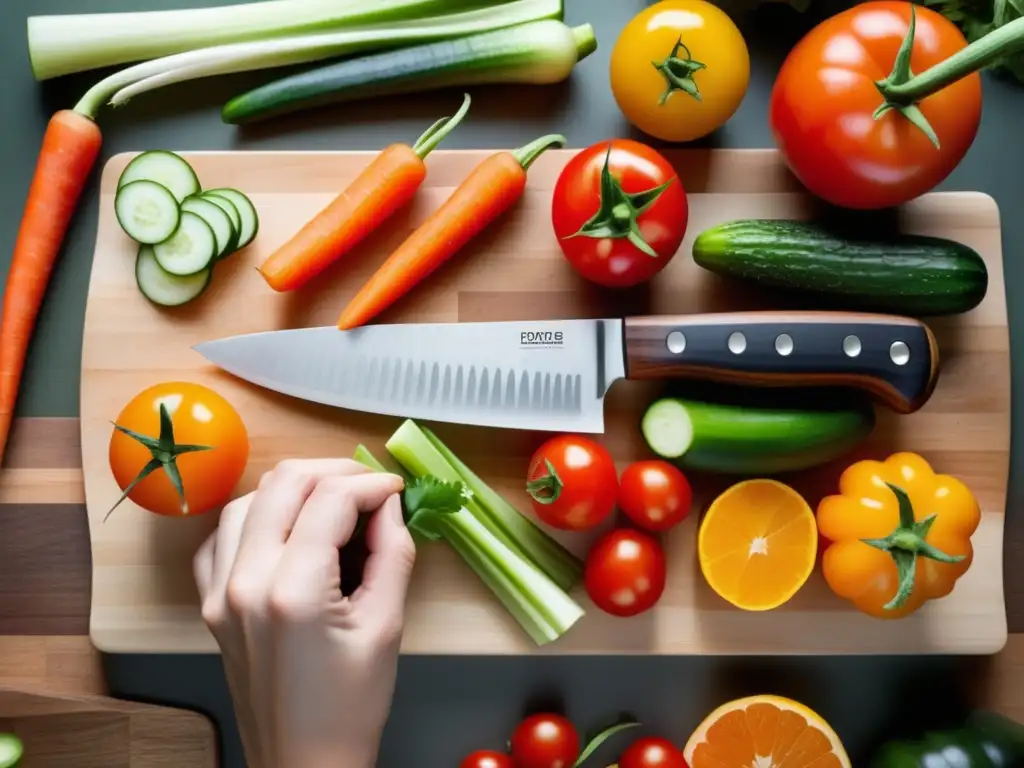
xmin=3 ymin=0 xmax=1022 ymax=764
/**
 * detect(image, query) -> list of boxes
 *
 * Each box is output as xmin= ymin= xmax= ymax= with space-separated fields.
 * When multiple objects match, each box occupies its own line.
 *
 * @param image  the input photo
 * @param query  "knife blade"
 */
xmin=193 ymin=311 xmax=939 ymax=433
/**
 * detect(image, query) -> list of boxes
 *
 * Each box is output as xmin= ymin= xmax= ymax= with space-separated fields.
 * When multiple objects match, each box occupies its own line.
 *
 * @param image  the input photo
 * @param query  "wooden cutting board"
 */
xmin=81 ymin=149 xmax=1009 ymax=655
xmin=0 ymin=687 xmax=216 ymax=766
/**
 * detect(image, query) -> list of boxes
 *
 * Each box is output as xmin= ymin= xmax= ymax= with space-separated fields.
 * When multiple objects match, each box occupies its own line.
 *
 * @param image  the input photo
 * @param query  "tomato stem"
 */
xmin=859 ymin=482 xmax=964 ymax=610
xmin=652 ymin=35 xmax=706 ymax=104
xmin=526 ymin=459 xmax=564 ymax=505
xmin=106 ymin=403 xmax=212 ymax=520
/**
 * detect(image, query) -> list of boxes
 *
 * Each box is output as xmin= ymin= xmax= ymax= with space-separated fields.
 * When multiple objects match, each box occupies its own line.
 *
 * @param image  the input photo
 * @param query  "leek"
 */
xmin=68 ymin=0 xmax=562 ymax=116
xmin=357 ymin=446 xmax=584 ymax=645
xmin=386 ymin=420 xmax=582 ymax=592
xmin=29 ymin=0 xmax=562 ymax=81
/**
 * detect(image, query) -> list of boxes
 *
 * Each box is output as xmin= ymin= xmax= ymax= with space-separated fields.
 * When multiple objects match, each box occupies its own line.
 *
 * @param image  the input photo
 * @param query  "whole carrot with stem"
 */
xmin=259 ymin=93 xmax=473 ymax=293
xmin=337 ymin=132 xmax=566 ymax=330
xmin=0 ymin=105 xmax=103 ymax=466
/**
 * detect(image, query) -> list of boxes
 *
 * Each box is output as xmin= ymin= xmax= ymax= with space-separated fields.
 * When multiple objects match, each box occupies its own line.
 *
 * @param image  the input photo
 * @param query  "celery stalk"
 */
xmin=385 ymin=420 xmax=582 ymax=592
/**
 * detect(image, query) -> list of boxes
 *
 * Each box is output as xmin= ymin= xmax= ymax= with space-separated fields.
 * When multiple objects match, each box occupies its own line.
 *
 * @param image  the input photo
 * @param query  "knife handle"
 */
xmin=623 ymin=311 xmax=939 ymax=414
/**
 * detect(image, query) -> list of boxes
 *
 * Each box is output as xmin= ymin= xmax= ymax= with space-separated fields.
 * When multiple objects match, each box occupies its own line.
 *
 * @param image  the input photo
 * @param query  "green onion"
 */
xmin=28 ymin=0 xmax=563 ymax=81
xmin=386 ymin=419 xmax=582 ymax=592
xmin=221 ymin=19 xmax=597 ymax=124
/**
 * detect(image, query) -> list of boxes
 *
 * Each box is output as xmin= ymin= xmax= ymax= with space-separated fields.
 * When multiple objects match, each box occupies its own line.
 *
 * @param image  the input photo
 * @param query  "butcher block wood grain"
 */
xmin=80 ymin=149 xmax=1010 ymax=655
xmin=0 ymin=687 xmax=216 ymax=767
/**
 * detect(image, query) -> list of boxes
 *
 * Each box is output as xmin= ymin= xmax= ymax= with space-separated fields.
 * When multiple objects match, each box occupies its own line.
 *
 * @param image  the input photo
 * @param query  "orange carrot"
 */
xmin=0 ymin=108 xmax=102 ymax=465
xmin=259 ymin=94 xmax=473 ymax=293
xmin=337 ymin=133 xmax=566 ymax=330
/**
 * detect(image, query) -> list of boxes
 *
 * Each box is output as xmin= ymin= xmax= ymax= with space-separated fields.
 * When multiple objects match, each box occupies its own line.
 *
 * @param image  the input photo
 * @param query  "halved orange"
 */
xmin=684 ymin=694 xmax=852 ymax=768
xmin=698 ymin=479 xmax=817 ymax=610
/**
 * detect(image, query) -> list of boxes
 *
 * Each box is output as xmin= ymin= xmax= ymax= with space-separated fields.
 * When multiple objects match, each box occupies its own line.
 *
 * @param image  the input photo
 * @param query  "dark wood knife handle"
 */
xmin=623 ymin=311 xmax=939 ymax=414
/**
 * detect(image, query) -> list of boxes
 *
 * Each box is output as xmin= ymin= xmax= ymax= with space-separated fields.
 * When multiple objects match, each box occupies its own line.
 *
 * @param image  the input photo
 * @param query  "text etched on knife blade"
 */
xmin=520 ymin=330 xmax=564 ymax=349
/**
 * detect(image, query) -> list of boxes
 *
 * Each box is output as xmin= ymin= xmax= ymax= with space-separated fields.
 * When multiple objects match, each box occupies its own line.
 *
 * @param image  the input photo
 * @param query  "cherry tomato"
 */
xmin=770 ymin=1 xmax=980 ymax=209
xmin=618 ymin=461 xmax=693 ymax=532
xmin=620 ymin=737 xmax=689 ymax=768
xmin=109 ymin=381 xmax=249 ymax=517
xmin=585 ymin=529 xmax=667 ymax=617
xmin=459 ymin=750 xmax=514 ymax=768
xmin=551 ymin=139 xmax=687 ymax=289
xmin=510 ymin=713 xmax=580 ymax=768
xmin=610 ymin=0 xmax=750 ymax=143
xmin=526 ymin=435 xmax=618 ymax=531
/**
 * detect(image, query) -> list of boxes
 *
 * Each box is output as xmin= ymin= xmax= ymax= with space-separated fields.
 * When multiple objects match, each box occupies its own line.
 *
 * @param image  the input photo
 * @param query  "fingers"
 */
xmin=193 ymin=531 xmax=216 ymax=601
xmin=287 ymin=473 xmax=405 ymax=551
xmin=352 ymin=494 xmax=417 ymax=620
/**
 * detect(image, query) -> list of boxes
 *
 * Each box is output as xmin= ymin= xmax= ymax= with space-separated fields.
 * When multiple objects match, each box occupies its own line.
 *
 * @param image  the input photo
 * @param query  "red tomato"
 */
xmin=620 ymin=737 xmax=689 ymax=768
xmin=459 ymin=750 xmax=514 ymax=768
xmin=109 ymin=381 xmax=249 ymax=517
xmin=584 ymin=529 xmax=667 ymax=617
xmin=510 ymin=714 xmax=580 ymax=768
xmin=770 ymin=1 xmax=980 ymax=209
xmin=526 ymin=435 xmax=618 ymax=531
xmin=551 ymin=139 xmax=688 ymax=288
xmin=618 ymin=461 xmax=692 ymax=532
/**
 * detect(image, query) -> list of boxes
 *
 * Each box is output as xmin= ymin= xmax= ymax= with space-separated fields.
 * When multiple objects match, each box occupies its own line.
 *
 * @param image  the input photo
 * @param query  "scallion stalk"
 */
xmin=29 ymin=0 xmax=563 ymax=81
xmin=385 ymin=419 xmax=582 ymax=592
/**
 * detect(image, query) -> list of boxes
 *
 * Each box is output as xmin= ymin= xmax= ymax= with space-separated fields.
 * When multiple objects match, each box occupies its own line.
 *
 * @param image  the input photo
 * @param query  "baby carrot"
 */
xmin=0 ymin=108 xmax=102 ymax=465
xmin=337 ymin=132 xmax=566 ymax=330
xmin=259 ymin=94 xmax=473 ymax=293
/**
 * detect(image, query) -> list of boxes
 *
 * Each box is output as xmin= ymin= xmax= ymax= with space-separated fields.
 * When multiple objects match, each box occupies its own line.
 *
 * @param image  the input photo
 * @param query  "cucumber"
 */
xmin=692 ymin=219 xmax=989 ymax=316
xmin=152 ymin=211 xmax=217 ymax=276
xmin=641 ymin=396 xmax=875 ymax=475
xmin=114 ymin=180 xmax=180 ymax=244
xmin=136 ymin=245 xmax=211 ymax=307
xmin=181 ymin=195 xmax=237 ymax=258
xmin=205 ymin=188 xmax=259 ymax=250
xmin=0 ymin=733 xmax=23 ymax=768
xmin=117 ymin=150 xmax=201 ymax=203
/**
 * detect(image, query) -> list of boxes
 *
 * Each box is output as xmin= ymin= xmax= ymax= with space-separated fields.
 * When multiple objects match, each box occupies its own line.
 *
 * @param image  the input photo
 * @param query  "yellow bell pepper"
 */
xmin=817 ymin=452 xmax=980 ymax=619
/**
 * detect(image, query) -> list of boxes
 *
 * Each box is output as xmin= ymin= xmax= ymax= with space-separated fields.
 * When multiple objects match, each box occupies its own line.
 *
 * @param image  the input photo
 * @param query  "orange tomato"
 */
xmin=770 ymin=1 xmax=981 ymax=209
xmin=109 ymin=381 xmax=249 ymax=517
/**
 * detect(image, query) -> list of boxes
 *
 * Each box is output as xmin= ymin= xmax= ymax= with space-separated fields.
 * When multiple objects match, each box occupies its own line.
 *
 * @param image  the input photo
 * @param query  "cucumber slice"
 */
xmin=0 ymin=733 xmax=24 ymax=768
xmin=206 ymin=188 xmax=259 ymax=249
xmin=181 ymin=195 xmax=237 ymax=258
xmin=153 ymin=211 xmax=217 ymax=276
xmin=118 ymin=150 xmax=201 ymax=203
xmin=201 ymin=192 xmax=242 ymax=234
xmin=136 ymin=245 xmax=211 ymax=307
xmin=114 ymin=180 xmax=180 ymax=245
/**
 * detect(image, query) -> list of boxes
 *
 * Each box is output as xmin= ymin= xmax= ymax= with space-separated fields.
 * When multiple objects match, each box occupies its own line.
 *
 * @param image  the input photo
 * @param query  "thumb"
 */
xmin=352 ymin=494 xmax=416 ymax=623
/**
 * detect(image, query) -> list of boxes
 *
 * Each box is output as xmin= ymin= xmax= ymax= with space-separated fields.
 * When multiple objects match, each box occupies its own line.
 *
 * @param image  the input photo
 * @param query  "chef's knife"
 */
xmin=193 ymin=311 xmax=938 ymax=434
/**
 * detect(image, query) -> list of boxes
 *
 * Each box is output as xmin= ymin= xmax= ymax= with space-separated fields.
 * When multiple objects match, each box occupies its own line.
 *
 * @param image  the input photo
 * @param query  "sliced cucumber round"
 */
xmin=118 ymin=150 xmax=201 ymax=203
xmin=0 ymin=733 xmax=24 ymax=768
xmin=153 ymin=211 xmax=218 ymax=276
xmin=201 ymin=192 xmax=241 ymax=234
xmin=206 ymin=188 xmax=259 ymax=249
xmin=136 ymin=245 xmax=211 ymax=307
xmin=114 ymin=180 xmax=180 ymax=245
xmin=181 ymin=195 xmax=237 ymax=258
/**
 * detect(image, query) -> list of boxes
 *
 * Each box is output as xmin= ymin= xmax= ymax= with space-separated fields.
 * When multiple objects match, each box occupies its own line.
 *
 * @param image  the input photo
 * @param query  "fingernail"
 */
xmin=385 ymin=494 xmax=404 ymax=525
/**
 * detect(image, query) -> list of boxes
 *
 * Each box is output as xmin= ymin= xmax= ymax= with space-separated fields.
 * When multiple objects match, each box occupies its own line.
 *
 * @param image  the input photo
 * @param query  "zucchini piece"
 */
xmin=181 ymin=195 xmax=237 ymax=258
xmin=152 ymin=211 xmax=217 ymax=276
xmin=205 ymin=188 xmax=259 ymax=250
xmin=135 ymin=245 xmax=211 ymax=307
xmin=692 ymin=219 xmax=989 ymax=316
xmin=117 ymin=150 xmax=200 ymax=203
xmin=114 ymin=179 xmax=180 ymax=244
xmin=0 ymin=733 xmax=23 ymax=768
xmin=642 ymin=396 xmax=875 ymax=474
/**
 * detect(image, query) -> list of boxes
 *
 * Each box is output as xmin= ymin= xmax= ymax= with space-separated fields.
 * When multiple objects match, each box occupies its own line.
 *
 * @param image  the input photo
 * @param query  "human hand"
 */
xmin=193 ymin=459 xmax=415 ymax=768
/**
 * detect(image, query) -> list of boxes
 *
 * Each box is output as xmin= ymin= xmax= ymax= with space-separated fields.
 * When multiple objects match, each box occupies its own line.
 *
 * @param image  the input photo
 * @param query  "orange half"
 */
xmin=698 ymin=479 xmax=817 ymax=610
xmin=684 ymin=694 xmax=852 ymax=768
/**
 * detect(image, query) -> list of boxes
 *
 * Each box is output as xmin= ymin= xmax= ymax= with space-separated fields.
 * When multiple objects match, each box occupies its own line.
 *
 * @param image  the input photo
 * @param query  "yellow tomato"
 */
xmin=610 ymin=0 xmax=751 ymax=142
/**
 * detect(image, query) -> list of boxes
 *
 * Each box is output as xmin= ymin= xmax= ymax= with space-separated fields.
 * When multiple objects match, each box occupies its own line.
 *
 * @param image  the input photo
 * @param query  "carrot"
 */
xmin=337 ymin=132 xmax=566 ymax=330
xmin=0 ymin=108 xmax=102 ymax=466
xmin=259 ymin=94 xmax=473 ymax=293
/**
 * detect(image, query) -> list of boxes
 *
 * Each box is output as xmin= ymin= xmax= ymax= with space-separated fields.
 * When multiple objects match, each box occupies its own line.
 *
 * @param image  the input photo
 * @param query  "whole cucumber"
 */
xmin=641 ymin=396 xmax=875 ymax=474
xmin=692 ymin=219 xmax=988 ymax=316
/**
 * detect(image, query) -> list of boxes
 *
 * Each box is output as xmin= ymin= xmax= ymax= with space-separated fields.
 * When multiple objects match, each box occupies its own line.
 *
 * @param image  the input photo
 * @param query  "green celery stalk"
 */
xmin=353 ymin=444 xmax=409 ymax=478
xmin=386 ymin=420 xmax=582 ymax=592
xmin=29 ymin=0 xmax=563 ymax=81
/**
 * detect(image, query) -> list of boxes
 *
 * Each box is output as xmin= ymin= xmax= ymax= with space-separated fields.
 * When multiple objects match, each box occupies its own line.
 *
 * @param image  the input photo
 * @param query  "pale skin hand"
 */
xmin=193 ymin=459 xmax=415 ymax=768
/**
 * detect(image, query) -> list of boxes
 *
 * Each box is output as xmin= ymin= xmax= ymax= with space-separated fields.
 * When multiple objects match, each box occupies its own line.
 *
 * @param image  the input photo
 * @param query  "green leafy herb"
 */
xmin=925 ymin=0 xmax=1024 ymax=82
